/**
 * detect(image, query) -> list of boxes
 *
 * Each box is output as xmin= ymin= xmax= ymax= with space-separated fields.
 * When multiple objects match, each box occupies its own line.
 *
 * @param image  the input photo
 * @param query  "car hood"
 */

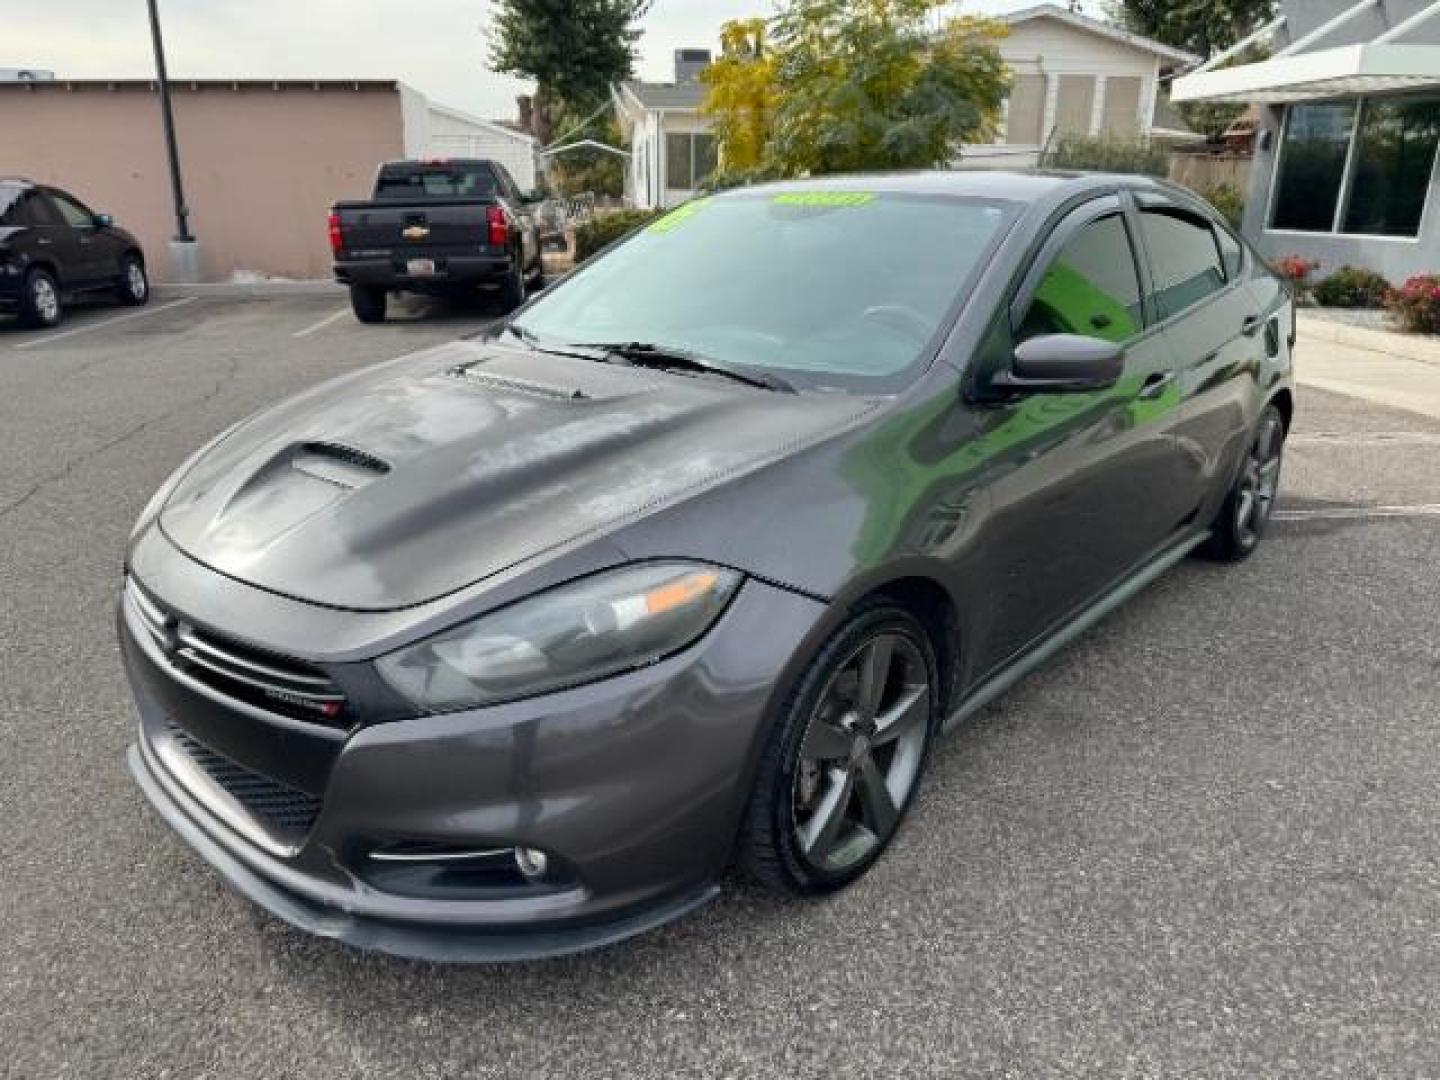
xmin=158 ymin=340 xmax=876 ymax=612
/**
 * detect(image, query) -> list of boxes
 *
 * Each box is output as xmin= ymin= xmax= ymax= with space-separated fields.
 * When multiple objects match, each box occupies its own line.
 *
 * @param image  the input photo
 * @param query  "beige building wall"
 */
xmin=0 ymin=81 xmax=406 ymax=281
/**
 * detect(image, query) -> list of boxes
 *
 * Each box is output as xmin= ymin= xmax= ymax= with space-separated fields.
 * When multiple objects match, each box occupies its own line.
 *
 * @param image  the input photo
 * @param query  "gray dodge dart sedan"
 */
xmin=122 ymin=171 xmax=1294 ymax=961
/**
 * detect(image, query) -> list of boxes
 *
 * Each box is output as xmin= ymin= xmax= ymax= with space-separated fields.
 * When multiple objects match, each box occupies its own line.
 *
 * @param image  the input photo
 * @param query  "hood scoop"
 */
xmin=291 ymin=442 xmax=391 ymax=489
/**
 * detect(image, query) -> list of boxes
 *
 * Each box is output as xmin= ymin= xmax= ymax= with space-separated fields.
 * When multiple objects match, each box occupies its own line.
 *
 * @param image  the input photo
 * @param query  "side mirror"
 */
xmin=993 ymin=334 xmax=1124 ymax=394
xmin=93 ymin=213 xmax=114 ymax=228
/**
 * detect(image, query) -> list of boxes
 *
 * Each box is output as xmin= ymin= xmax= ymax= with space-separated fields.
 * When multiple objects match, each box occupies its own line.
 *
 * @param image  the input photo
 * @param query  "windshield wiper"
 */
xmin=570 ymin=341 xmax=795 ymax=393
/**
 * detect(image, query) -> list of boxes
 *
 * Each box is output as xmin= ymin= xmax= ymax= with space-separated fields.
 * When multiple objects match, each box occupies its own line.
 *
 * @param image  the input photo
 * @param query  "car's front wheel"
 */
xmin=18 ymin=268 xmax=62 ymax=329
xmin=1202 ymin=403 xmax=1286 ymax=561
xmin=738 ymin=602 xmax=939 ymax=895
xmin=116 ymin=255 xmax=149 ymax=306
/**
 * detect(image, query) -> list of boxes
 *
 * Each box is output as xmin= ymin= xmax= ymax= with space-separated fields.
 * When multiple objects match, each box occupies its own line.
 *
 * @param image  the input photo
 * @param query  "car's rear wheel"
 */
xmin=738 ymin=602 xmax=938 ymax=895
xmin=116 ymin=255 xmax=149 ymax=306
xmin=19 ymin=268 xmax=62 ymax=329
xmin=1201 ymin=403 xmax=1286 ymax=561
xmin=350 ymin=284 xmax=387 ymax=324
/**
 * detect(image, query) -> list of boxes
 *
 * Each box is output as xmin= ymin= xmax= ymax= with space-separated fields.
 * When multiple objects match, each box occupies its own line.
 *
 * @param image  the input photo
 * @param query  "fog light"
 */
xmin=515 ymin=847 xmax=549 ymax=881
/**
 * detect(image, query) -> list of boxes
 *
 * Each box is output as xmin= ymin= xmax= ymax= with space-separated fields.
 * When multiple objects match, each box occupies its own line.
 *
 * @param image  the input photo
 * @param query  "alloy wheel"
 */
xmin=32 ymin=276 xmax=59 ymax=323
xmin=791 ymin=632 xmax=930 ymax=873
xmin=1236 ymin=410 xmax=1284 ymax=547
xmin=127 ymin=261 xmax=148 ymax=301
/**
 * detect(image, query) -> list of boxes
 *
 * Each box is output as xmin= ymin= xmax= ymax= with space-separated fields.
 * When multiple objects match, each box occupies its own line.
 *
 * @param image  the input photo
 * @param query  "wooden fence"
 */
xmin=1168 ymin=153 xmax=1252 ymax=193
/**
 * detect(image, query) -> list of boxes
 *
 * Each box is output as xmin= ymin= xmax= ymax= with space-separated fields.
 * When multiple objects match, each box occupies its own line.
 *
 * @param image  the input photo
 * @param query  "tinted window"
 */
xmin=1270 ymin=102 xmax=1356 ymax=232
xmin=0 ymin=184 xmax=22 ymax=224
xmin=513 ymin=193 xmax=1015 ymax=393
xmin=1018 ymin=214 xmax=1143 ymax=345
xmin=1141 ymin=209 xmax=1226 ymax=319
xmin=2 ymin=191 xmax=54 ymax=229
xmin=49 ymin=191 xmax=95 ymax=228
xmin=1343 ymin=97 xmax=1440 ymax=237
xmin=374 ymin=163 xmax=497 ymax=200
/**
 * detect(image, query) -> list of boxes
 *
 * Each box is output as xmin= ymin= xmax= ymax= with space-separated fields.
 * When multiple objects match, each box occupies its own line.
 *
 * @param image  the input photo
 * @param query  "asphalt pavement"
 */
xmin=2 ymin=294 xmax=1439 ymax=1078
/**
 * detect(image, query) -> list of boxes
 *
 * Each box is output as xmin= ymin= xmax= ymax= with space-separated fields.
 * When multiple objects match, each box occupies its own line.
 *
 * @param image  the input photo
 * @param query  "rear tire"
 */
xmin=497 ymin=260 xmax=526 ymax=314
xmin=738 ymin=601 xmax=939 ymax=896
xmin=116 ymin=255 xmax=149 ymax=306
xmin=1200 ymin=404 xmax=1286 ymax=562
xmin=350 ymin=284 xmax=387 ymax=324
xmin=18 ymin=268 xmax=62 ymax=329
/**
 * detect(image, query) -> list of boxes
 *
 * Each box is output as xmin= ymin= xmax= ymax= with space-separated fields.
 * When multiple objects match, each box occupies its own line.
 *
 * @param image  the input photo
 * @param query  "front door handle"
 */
xmin=1138 ymin=371 xmax=1176 ymax=400
xmin=1242 ymin=315 xmax=1264 ymax=337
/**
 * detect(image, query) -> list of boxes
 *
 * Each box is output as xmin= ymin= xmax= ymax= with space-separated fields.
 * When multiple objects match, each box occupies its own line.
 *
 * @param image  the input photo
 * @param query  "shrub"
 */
xmin=1044 ymin=135 xmax=1169 ymax=178
xmin=1197 ymin=183 xmax=1245 ymax=230
xmin=574 ymin=209 xmax=664 ymax=263
xmin=1272 ymin=255 xmax=1320 ymax=294
xmin=1387 ymin=274 xmax=1440 ymax=334
xmin=1314 ymin=265 xmax=1391 ymax=309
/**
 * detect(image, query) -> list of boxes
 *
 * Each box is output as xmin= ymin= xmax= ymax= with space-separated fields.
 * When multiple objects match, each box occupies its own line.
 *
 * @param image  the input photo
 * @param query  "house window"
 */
xmin=1101 ymin=77 xmax=1142 ymax=138
xmin=1007 ymin=74 xmax=1046 ymax=145
xmin=1271 ymin=97 xmax=1440 ymax=238
xmin=665 ymin=132 xmax=717 ymax=190
xmin=1054 ymin=75 xmax=1096 ymax=137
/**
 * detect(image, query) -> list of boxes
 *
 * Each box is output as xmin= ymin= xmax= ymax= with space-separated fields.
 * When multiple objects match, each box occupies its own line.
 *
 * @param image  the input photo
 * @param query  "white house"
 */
xmin=960 ymin=3 xmax=1199 ymax=167
xmin=613 ymin=50 xmax=716 ymax=210
xmin=399 ymin=87 xmax=540 ymax=191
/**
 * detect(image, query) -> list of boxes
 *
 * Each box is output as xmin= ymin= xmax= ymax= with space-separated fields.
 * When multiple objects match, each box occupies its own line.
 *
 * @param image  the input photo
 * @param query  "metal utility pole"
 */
xmin=146 ymin=0 xmax=192 ymax=242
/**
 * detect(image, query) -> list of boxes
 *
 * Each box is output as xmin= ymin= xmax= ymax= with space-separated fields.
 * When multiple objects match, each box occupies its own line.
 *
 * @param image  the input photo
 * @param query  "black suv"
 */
xmin=0 ymin=179 xmax=149 ymax=329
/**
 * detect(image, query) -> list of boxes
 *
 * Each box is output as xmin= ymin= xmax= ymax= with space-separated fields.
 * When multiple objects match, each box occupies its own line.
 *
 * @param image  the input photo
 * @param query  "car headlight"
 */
xmin=376 ymin=562 xmax=743 ymax=712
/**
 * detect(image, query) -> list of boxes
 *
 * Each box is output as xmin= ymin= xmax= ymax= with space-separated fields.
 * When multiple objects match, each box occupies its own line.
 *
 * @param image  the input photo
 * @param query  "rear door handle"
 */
xmin=1242 ymin=315 xmax=1264 ymax=337
xmin=1138 ymin=371 xmax=1176 ymax=400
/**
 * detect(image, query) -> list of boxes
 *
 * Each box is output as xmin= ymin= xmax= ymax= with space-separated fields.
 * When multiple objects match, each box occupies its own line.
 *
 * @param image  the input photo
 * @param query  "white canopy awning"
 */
xmin=1172 ymin=42 xmax=1440 ymax=104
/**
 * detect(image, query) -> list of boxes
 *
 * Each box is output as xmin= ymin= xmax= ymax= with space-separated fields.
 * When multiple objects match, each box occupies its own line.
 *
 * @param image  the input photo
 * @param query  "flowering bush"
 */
xmin=1386 ymin=274 xmax=1440 ymax=334
xmin=1272 ymin=255 xmax=1320 ymax=294
xmin=1313 ymin=266 xmax=1391 ymax=309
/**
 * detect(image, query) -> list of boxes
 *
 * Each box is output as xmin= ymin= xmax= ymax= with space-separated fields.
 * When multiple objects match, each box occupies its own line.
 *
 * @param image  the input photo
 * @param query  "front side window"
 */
xmin=1017 ymin=214 xmax=1143 ymax=344
xmin=1270 ymin=102 xmax=1357 ymax=232
xmin=1141 ymin=208 xmax=1226 ymax=320
xmin=1343 ymin=98 xmax=1440 ymax=236
xmin=513 ymin=192 xmax=1016 ymax=393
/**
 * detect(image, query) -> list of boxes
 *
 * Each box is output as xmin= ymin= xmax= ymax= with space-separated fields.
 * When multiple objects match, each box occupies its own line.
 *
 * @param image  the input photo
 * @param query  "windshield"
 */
xmin=512 ymin=191 xmax=1016 ymax=393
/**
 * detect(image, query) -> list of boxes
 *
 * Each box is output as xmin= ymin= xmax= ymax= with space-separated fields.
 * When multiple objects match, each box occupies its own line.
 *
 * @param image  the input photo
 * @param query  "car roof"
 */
xmin=735 ymin=169 xmax=1170 ymax=205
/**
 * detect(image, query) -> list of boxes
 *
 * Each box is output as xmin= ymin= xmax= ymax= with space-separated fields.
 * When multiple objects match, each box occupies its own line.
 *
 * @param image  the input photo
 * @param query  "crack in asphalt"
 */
xmin=0 ymin=353 xmax=242 ymax=527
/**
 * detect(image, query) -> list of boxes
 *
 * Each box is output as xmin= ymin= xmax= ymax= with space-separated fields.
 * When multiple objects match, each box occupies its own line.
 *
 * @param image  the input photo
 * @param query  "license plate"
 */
xmin=407 ymin=258 xmax=437 ymax=277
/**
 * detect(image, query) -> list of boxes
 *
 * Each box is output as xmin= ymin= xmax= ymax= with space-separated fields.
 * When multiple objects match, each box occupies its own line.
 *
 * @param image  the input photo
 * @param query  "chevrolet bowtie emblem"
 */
xmin=402 ymin=225 xmax=430 ymax=240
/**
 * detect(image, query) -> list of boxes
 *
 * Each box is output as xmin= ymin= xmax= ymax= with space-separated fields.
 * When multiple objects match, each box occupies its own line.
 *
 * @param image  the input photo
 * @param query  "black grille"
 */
xmin=164 ymin=720 xmax=323 ymax=840
xmin=126 ymin=581 xmax=349 ymax=729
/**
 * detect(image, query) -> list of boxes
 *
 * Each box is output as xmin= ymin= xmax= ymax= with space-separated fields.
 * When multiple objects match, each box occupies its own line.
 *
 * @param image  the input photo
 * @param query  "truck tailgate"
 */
xmin=336 ymin=199 xmax=495 ymax=258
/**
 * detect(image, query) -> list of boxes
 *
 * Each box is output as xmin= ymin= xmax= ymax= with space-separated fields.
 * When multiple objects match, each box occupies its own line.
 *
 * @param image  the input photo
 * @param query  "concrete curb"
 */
xmin=153 ymin=280 xmax=345 ymax=300
xmin=1298 ymin=312 xmax=1440 ymax=368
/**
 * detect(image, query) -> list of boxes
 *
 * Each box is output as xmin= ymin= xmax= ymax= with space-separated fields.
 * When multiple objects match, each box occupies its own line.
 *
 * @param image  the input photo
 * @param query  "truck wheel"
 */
xmin=350 ymin=285 xmax=387 ymax=324
xmin=497 ymin=262 xmax=526 ymax=313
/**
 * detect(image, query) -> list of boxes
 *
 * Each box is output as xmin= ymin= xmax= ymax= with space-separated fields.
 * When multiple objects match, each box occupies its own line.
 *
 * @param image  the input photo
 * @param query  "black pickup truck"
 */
xmin=329 ymin=158 xmax=544 ymax=323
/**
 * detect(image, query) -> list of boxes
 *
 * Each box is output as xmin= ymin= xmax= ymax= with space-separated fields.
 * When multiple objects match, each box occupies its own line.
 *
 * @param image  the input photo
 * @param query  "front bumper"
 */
xmin=120 ymin=570 xmax=825 ymax=962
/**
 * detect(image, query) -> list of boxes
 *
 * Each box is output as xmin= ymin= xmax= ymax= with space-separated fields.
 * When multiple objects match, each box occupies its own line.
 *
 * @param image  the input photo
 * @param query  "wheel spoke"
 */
xmin=801 ymin=716 xmax=852 ymax=761
xmin=855 ymin=754 xmax=899 ymax=838
xmin=855 ymin=636 xmax=894 ymax=724
xmin=873 ymin=685 xmax=927 ymax=746
xmin=1236 ymin=488 xmax=1255 ymax=531
xmin=800 ymin=767 xmax=854 ymax=862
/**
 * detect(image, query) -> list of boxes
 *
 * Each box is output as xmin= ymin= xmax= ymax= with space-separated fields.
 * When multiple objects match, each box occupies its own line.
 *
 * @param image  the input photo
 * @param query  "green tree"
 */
xmin=1108 ymin=0 xmax=1276 ymax=59
xmin=702 ymin=0 xmax=1010 ymax=178
xmin=489 ymin=0 xmax=651 ymax=141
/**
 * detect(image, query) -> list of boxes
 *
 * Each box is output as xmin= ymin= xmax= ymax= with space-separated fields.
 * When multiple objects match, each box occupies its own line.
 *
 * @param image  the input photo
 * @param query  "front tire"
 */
xmin=18 ymin=268 xmax=62 ymax=329
xmin=349 ymin=284 xmax=387 ymax=324
xmin=738 ymin=602 xmax=939 ymax=896
xmin=1201 ymin=404 xmax=1286 ymax=561
xmin=116 ymin=254 xmax=149 ymax=306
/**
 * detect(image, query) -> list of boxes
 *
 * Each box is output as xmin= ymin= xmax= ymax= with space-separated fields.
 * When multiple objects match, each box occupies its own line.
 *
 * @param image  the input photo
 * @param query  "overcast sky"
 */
xmin=6 ymin=1 xmax=1103 ymax=123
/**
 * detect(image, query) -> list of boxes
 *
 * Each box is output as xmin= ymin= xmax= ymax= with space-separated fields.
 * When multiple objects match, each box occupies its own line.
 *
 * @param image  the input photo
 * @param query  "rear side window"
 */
xmin=1018 ymin=214 xmax=1144 ymax=344
xmin=374 ymin=163 xmax=498 ymax=200
xmin=1141 ymin=208 xmax=1226 ymax=319
xmin=0 ymin=184 xmax=22 ymax=226
xmin=1 ymin=191 xmax=54 ymax=228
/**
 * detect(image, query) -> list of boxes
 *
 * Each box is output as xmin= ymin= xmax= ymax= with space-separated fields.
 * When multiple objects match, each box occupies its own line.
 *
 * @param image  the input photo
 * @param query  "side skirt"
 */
xmin=942 ymin=530 xmax=1209 ymax=735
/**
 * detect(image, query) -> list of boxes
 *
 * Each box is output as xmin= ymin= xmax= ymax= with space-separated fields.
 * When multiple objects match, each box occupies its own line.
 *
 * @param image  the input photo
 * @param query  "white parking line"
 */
xmin=12 ymin=297 xmax=198 ymax=350
xmin=292 ymin=306 xmax=351 ymax=338
xmin=1274 ymin=504 xmax=1440 ymax=522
